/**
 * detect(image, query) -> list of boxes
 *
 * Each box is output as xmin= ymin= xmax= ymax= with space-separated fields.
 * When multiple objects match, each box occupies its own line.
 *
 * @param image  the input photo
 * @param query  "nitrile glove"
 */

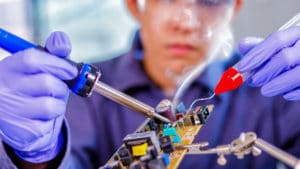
xmin=238 ymin=37 xmax=263 ymax=56
xmin=0 ymin=31 xmax=77 ymax=163
xmin=236 ymin=26 xmax=300 ymax=101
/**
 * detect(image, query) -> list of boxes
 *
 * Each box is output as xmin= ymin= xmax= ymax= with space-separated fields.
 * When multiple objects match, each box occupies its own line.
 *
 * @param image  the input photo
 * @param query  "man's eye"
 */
xmin=159 ymin=0 xmax=175 ymax=3
xmin=197 ymin=0 xmax=232 ymax=6
xmin=157 ymin=0 xmax=233 ymax=6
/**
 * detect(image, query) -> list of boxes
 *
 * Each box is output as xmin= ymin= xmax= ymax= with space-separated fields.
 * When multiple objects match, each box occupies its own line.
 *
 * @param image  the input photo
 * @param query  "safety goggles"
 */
xmin=154 ymin=0 xmax=234 ymax=6
xmin=139 ymin=0 xmax=235 ymax=43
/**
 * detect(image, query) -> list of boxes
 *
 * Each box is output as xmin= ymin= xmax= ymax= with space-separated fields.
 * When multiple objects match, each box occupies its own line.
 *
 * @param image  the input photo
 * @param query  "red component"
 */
xmin=175 ymin=113 xmax=184 ymax=120
xmin=214 ymin=67 xmax=244 ymax=95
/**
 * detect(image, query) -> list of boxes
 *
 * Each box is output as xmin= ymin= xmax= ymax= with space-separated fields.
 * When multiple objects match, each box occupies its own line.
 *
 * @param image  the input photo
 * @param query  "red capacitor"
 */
xmin=214 ymin=67 xmax=244 ymax=95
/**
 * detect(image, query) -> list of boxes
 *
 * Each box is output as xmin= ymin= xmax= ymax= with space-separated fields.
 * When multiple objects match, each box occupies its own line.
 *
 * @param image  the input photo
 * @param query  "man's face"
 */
xmin=138 ymin=0 xmax=235 ymax=78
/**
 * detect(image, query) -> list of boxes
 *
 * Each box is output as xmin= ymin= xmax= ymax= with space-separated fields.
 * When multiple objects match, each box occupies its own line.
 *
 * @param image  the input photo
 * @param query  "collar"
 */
xmin=112 ymin=31 xmax=151 ymax=92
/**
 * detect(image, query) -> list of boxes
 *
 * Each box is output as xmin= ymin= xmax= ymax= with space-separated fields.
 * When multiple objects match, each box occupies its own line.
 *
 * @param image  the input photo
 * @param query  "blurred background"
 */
xmin=0 ymin=0 xmax=299 ymax=62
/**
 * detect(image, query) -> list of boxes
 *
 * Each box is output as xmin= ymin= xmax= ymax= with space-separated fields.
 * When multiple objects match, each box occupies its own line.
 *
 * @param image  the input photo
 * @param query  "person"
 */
xmin=0 ymin=0 xmax=300 ymax=168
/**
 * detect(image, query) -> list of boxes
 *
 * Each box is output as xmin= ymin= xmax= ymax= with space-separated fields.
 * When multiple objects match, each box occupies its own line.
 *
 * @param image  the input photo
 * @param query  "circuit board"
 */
xmin=100 ymin=104 xmax=214 ymax=169
xmin=166 ymin=124 xmax=202 ymax=169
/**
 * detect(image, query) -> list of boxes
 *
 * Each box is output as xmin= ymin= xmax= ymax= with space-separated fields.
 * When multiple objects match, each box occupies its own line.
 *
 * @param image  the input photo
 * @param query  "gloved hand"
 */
xmin=238 ymin=37 xmax=263 ymax=56
xmin=236 ymin=26 xmax=300 ymax=101
xmin=0 ymin=32 xmax=77 ymax=163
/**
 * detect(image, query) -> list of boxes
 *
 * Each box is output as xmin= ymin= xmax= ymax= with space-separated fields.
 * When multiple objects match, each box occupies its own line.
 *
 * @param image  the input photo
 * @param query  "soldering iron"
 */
xmin=0 ymin=28 xmax=170 ymax=123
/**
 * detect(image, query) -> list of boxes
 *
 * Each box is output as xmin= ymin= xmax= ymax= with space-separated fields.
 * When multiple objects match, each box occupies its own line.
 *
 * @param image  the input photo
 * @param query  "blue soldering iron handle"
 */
xmin=0 ymin=28 xmax=100 ymax=97
xmin=0 ymin=28 xmax=37 ymax=52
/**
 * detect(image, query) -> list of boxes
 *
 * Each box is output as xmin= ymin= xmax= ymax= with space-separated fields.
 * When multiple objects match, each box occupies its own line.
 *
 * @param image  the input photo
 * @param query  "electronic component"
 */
xmin=183 ymin=105 xmax=211 ymax=126
xmin=117 ymin=147 xmax=134 ymax=166
xmin=163 ymin=126 xmax=181 ymax=144
xmin=123 ymin=131 xmax=161 ymax=158
xmin=159 ymin=136 xmax=174 ymax=154
xmin=100 ymin=103 xmax=214 ymax=169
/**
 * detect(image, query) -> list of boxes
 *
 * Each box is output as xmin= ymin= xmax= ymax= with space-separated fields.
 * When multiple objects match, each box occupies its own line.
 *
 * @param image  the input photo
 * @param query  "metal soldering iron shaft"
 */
xmin=93 ymin=81 xmax=171 ymax=123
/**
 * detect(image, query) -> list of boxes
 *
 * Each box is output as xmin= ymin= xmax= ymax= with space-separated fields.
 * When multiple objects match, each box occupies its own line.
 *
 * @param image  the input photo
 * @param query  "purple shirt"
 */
xmin=65 ymin=33 xmax=300 ymax=169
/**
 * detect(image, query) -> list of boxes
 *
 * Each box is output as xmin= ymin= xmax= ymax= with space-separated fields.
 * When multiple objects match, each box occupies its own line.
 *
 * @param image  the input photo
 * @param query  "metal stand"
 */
xmin=179 ymin=132 xmax=300 ymax=168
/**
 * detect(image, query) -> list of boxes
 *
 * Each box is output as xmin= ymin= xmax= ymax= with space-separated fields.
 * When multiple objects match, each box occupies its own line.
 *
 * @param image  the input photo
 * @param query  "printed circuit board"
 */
xmin=100 ymin=104 xmax=214 ymax=169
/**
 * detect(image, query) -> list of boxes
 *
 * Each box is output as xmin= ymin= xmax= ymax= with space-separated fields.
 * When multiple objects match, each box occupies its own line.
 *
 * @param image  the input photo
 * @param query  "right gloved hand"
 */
xmin=0 ymin=32 xmax=77 ymax=163
xmin=238 ymin=37 xmax=263 ymax=56
xmin=237 ymin=27 xmax=300 ymax=100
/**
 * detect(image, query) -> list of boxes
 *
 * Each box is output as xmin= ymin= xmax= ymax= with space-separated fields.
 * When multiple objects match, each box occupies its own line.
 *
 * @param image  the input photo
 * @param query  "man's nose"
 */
xmin=171 ymin=5 xmax=201 ymax=33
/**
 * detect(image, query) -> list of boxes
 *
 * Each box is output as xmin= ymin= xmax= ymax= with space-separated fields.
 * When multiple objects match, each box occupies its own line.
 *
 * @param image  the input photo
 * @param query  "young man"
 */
xmin=1 ymin=0 xmax=300 ymax=168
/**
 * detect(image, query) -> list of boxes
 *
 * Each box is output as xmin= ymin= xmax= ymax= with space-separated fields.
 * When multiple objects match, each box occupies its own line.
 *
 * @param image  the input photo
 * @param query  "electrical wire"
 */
xmin=187 ymin=92 xmax=215 ymax=113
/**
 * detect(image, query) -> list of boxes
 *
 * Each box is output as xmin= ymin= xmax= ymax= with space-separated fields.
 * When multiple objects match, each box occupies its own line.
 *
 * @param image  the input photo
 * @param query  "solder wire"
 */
xmin=187 ymin=92 xmax=215 ymax=113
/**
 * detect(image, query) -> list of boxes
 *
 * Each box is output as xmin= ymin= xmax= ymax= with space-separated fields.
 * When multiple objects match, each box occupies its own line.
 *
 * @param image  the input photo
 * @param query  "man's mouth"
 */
xmin=167 ymin=43 xmax=196 ymax=56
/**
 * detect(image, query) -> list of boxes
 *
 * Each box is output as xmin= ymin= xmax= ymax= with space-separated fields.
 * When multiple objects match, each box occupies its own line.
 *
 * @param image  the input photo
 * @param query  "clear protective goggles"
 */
xmin=138 ymin=0 xmax=235 ymax=43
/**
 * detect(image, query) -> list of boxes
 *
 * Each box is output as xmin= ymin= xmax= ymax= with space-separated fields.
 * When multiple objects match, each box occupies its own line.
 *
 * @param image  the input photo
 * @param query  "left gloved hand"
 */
xmin=236 ymin=26 xmax=300 ymax=101
xmin=0 ymin=31 xmax=77 ymax=163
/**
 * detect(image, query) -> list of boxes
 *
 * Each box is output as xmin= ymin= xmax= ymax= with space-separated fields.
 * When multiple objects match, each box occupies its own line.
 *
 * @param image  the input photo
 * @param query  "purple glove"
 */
xmin=238 ymin=37 xmax=263 ymax=55
xmin=236 ymin=26 xmax=300 ymax=101
xmin=0 ymin=32 xmax=77 ymax=163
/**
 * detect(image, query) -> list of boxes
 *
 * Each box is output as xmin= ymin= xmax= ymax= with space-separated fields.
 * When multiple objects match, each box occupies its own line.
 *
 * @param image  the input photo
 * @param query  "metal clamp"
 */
xmin=176 ymin=132 xmax=300 ymax=168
